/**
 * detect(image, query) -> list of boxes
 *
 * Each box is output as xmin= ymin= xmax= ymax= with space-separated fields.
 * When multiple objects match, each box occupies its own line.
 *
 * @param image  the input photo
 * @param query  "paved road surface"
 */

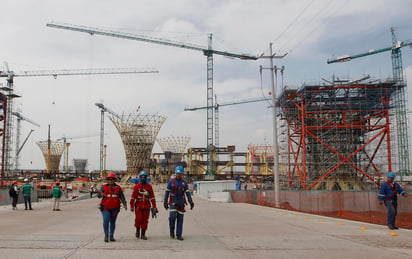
xmin=0 ymin=190 xmax=412 ymax=259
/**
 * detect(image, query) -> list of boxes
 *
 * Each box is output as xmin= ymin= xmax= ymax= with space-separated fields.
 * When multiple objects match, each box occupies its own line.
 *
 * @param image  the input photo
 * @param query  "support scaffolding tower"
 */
xmin=36 ymin=140 xmax=66 ymax=174
xmin=73 ymin=158 xmax=88 ymax=174
xmin=278 ymin=81 xmax=401 ymax=190
xmin=109 ymin=113 xmax=166 ymax=182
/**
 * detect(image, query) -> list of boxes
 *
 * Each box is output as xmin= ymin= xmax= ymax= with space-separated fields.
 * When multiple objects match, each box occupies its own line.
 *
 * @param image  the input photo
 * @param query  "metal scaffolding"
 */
xmin=73 ymin=158 xmax=88 ymax=174
xmin=278 ymin=81 xmax=400 ymax=190
xmin=109 ymin=113 xmax=166 ymax=180
xmin=36 ymin=140 xmax=66 ymax=174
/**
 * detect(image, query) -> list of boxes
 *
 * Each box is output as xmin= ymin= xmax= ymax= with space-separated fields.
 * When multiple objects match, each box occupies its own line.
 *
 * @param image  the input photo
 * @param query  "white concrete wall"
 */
xmin=194 ymin=180 xmax=236 ymax=199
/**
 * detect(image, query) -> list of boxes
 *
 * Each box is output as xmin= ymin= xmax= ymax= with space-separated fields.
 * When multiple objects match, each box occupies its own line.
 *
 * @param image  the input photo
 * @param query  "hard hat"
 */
xmin=106 ymin=172 xmax=116 ymax=180
xmin=12 ymin=181 xmax=17 ymax=184
xmin=24 ymin=178 xmax=28 ymax=182
xmin=387 ymin=172 xmax=396 ymax=178
xmin=139 ymin=170 xmax=148 ymax=177
xmin=56 ymin=181 xmax=60 ymax=184
xmin=175 ymin=166 xmax=184 ymax=174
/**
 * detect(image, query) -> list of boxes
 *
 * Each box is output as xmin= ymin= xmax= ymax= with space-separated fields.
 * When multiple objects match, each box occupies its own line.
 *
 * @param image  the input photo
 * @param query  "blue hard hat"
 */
xmin=139 ymin=170 xmax=148 ymax=177
xmin=175 ymin=166 xmax=184 ymax=174
xmin=387 ymin=172 xmax=396 ymax=178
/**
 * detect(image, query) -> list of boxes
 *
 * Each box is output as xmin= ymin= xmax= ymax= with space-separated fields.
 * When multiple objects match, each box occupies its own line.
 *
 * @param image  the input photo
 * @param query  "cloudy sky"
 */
xmin=1 ymin=0 xmax=412 ymax=172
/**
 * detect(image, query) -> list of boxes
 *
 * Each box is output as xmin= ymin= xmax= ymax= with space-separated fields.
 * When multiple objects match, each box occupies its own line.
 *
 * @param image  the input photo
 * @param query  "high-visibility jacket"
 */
xmin=100 ymin=184 xmax=122 ymax=209
xmin=22 ymin=183 xmax=31 ymax=195
xmin=130 ymin=183 xmax=156 ymax=210
xmin=53 ymin=186 xmax=62 ymax=198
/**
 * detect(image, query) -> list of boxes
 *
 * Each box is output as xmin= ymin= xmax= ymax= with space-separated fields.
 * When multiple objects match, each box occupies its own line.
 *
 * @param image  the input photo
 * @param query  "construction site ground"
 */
xmin=1 ymin=188 xmax=412 ymax=259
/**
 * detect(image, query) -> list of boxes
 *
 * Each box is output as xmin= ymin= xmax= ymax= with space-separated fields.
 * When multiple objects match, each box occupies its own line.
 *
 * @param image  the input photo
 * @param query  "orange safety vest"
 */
xmin=100 ymin=184 xmax=121 ymax=209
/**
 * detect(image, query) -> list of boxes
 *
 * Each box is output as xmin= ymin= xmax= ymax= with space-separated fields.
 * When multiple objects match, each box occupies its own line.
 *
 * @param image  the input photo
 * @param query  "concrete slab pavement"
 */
xmin=0 ymin=190 xmax=411 ymax=258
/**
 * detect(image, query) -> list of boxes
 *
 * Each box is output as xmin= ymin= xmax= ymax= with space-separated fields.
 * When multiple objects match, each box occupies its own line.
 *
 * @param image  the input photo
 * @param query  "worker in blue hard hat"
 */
xmin=163 ymin=165 xmax=194 ymax=241
xmin=130 ymin=170 xmax=157 ymax=240
xmin=378 ymin=172 xmax=407 ymax=229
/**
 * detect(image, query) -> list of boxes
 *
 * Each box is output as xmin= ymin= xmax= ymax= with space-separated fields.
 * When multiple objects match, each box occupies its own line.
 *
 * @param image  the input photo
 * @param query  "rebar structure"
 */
xmin=109 ymin=113 xmax=166 ymax=180
xmin=278 ymin=81 xmax=400 ymax=190
xmin=73 ymin=158 xmax=88 ymax=174
xmin=36 ymin=140 xmax=66 ymax=174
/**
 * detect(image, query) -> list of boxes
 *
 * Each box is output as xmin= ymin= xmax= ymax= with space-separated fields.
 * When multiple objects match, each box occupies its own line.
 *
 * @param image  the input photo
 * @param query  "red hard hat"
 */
xmin=12 ymin=181 xmax=17 ymax=184
xmin=107 ymin=172 xmax=116 ymax=179
xmin=56 ymin=181 xmax=60 ymax=184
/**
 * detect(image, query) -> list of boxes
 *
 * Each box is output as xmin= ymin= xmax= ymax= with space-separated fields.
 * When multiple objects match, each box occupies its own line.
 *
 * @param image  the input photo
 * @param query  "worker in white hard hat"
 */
xmin=22 ymin=178 xmax=33 ymax=210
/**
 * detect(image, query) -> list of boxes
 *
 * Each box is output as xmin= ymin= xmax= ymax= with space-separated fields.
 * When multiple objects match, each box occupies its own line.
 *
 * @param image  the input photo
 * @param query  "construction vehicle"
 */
xmin=47 ymin=21 xmax=260 ymax=179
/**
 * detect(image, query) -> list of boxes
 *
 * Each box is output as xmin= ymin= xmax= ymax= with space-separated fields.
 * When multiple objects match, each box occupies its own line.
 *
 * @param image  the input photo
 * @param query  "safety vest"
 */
xmin=22 ymin=183 xmax=31 ymax=195
xmin=53 ymin=186 xmax=61 ymax=198
xmin=100 ymin=184 xmax=121 ymax=209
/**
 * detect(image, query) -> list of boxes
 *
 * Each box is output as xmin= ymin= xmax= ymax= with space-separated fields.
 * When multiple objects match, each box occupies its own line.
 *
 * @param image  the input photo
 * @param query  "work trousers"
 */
xmin=385 ymin=201 xmax=398 ymax=227
xmin=134 ymin=208 xmax=150 ymax=230
xmin=12 ymin=196 xmax=18 ymax=208
xmin=23 ymin=194 xmax=32 ymax=209
xmin=53 ymin=197 xmax=60 ymax=210
xmin=169 ymin=211 xmax=184 ymax=237
xmin=101 ymin=209 xmax=120 ymax=237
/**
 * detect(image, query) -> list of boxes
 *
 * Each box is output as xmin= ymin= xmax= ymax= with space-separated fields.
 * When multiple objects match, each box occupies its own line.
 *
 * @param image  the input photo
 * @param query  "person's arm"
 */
xmin=184 ymin=181 xmax=194 ymax=209
xmin=149 ymin=185 xmax=157 ymax=209
xmin=130 ymin=185 xmax=137 ymax=211
xmin=97 ymin=186 xmax=105 ymax=198
xmin=396 ymin=183 xmax=407 ymax=196
xmin=164 ymin=181 xmax=171 ymax=210
xmin=378 ymin=183 xmax=387 ymax=204
xmin=118 ymin=187 xmax=127 ymax=210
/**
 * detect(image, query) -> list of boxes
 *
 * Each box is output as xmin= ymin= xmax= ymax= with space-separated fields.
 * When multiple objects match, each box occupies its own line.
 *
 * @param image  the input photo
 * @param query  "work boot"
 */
xmin=110 ymin=236 xmax=116 ymax=242
xmin=393 ymin=226 xmax=399 ymax=229
xmin=177 ymin=236 xmax=184 ymax=241
xmin=170 ymin=231 xmax=175 ymax=239
xmin=135 ymin=228 xmax=140 ymax=238
xmin=141 ymin=229 xmax=147 ymax=240
xmin=104 ymin=236 xmax=109 ymax=242
xmin=388 ymin=225 xmax=395 ymax=230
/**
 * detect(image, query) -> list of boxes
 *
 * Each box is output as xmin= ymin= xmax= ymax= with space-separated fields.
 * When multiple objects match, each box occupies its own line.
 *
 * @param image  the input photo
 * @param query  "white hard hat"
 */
xmin=24 ymin=178 xmax=28 ymax=182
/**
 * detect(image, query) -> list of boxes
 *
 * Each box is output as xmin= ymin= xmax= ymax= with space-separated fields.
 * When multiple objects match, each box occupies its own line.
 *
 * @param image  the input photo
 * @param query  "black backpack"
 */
xmin=9 ymin=186 xmax=16 ymax=197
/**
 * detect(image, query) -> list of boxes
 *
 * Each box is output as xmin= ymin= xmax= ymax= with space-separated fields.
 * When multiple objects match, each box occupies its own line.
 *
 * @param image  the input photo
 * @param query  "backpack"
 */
xmin=9 ymin=186 xmax=16 ymax=197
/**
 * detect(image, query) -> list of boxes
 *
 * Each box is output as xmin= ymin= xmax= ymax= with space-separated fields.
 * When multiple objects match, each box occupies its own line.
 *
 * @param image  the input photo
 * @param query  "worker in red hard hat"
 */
xmin=52 ymin=181 xmax=63 ymax=211
xmin=378 ymin=172 xmax=407 ymax=229
xmin=97 ymin=172 xmax=127 ymax=242
xmin=130 ymin=170 xmax=158 ymax=240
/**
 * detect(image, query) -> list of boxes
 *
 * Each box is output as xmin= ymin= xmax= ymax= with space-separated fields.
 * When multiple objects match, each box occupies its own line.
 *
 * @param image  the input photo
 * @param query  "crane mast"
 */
xmin=328 ymin=27 xmax=412 ymax=178
xmin=47 ymin=21 xmax=259 ymax=179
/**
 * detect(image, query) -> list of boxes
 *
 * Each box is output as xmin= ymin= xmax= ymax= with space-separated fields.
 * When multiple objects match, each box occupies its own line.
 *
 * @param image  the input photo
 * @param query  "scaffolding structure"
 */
xmin=109 ymin=113 xmax=166 ymax=181
xmin=36 ymin=140 xmax=66 ymax=174
xmin=73 ymin=158 xmax=88 ymax=174
xmin=247 ymin=144 xmax=274 ymax=175
xmin=278 ymin=81 xmax=401 ymax=190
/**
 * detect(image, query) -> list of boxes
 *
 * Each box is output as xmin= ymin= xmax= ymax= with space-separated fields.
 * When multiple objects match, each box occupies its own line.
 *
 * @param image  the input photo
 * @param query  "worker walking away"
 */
xmin=378 ymin=172 xmax=407 ymax=229
xmin=22 ymin=178 xmax=33 ymax=210
xmin=130 ymin=170 xmax=158 ymax=240
xmin=53 ymin=181 xmax=63 ymax=211
xmin=97 ymin=172 xmax=127 ymax=242
xmin=9 ymin=181 xmax=19 ymax=210
xmin=164 ymin=166 xmax=194 ymax=241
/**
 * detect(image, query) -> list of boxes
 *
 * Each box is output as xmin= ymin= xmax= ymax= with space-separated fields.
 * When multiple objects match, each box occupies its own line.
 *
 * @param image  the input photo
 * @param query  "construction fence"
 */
xmin=230 ymin=190 xmax=412 ymax=229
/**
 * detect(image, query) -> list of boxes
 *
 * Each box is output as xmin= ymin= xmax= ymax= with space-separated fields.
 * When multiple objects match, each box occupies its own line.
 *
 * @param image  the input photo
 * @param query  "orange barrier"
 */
xmin=231 ymin=190 xmax=412 ymax=229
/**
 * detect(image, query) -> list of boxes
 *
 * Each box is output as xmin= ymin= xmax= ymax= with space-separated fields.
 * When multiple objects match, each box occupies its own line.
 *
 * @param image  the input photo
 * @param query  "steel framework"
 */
xmin=278 ymin=81 xmax=400 ymax=190
xmin=247 ymin=144 xmax=274 ymax=175
xmin=157 ymin=135 xmax=191 ymax=154
xmin=36 ymin=140 xmax=66 ymax=174
xmin=109 ymin=113 xmax=166 ymax=179
xmin=73 ymin=158 xmax=88 ymax=173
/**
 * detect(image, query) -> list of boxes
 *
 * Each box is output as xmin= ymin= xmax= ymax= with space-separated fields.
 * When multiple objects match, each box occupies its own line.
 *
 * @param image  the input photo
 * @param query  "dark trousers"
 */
xmin=23 ymin=194 xmax=32 ymax=209
xmin=385 ymin=201 xmax=398 ymax=226
xmin=169 ymin=211 xmax=184 ymax=237
xmin=101 ymin=209 xmax=119 ymax=237
xmin=12 ymin=196 xmax=18 ymax=208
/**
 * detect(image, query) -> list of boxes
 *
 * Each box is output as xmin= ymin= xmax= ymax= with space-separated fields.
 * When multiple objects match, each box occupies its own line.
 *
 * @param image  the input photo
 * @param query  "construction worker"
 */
xmin=378 ymin=172 xmax=407 ymax=229
xmin=53 ymin=181 xmax=63 ymax=211
xmin=97 ymin=172 xmax=127 ymax=242
xmin=9 ymin=181 xmax=19 ymax=210
xmin=164 ymin=166 xmax=194 ymax=241
xmin=130 ymin=170 xmax=158 ymax=240
xmin=22 ymin=178 xmax=33 ymax=210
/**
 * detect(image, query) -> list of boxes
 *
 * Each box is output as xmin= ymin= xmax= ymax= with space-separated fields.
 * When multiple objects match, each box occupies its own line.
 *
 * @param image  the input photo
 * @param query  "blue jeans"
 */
xmin=169 ymin=211 xmax=184 ymax=237
xmin=101 ymin=209 xmax=119 ymax=237
xmin=23 ymin=194 xmax=32 ymax=209
xmin=385 ymin=201 xmax=398 ymax=226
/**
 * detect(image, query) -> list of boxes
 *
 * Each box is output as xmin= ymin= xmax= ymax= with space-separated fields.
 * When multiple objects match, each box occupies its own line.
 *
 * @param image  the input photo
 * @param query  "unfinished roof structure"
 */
xmin=36 ymin=140 xmax=66 ymax=173
xmin=110 ymin=113 xmax=166 ymax=179
xmin=278 ymin=81 xmax=401 ymax=190
xmin=73 ymin=158 xmax=88 ymax=173
xmin=157 ymin=135 xmax=191 ymax=155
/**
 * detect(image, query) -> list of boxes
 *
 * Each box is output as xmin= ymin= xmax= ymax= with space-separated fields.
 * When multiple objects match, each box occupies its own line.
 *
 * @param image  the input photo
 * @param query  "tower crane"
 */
xmin=47 ymin=21 xmax=260 ymax=179
xmin=95 ymin=102 xmax=121 ymax=173
xmin=0 ymin=65 xmax=158 ymax=186
xmin=327 ymin=27 xmax=412 ymax=177
xmin=184 ymin=96 xmax=270 ymax=149
xmin=12 ymin=112 xmax=40 ymax=172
